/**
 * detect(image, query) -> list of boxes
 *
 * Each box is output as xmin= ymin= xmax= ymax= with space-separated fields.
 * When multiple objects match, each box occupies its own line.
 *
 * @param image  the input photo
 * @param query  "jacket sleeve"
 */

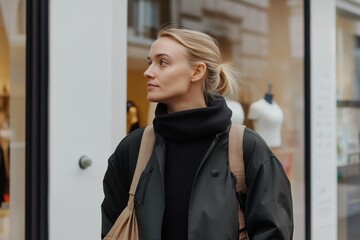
xmin=243 ymin=129 xmax=294 ymax=240
xmin=101 ymin=128 xmax=144 ymax=239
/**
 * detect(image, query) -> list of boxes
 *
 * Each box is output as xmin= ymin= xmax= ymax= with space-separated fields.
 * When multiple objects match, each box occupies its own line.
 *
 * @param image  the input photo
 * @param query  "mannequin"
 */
xmin=127 ymin=101 xmax=140 ymax=133
xmin=225 ymin=97 xmax=245 ymax=124
xmin=263 ymin=83 xmax=274 ymax=104
xmin=248 ymin=84 xmax=284 ymax=148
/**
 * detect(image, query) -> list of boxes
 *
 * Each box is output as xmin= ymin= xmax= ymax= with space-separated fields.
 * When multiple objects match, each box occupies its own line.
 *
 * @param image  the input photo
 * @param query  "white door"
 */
xmin=48 ymin=0 xmax=127 ymax=239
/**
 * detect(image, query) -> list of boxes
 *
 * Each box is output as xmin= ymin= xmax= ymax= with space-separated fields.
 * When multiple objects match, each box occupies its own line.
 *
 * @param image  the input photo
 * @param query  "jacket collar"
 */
xmin=153 ymin=95 xmax=232 ymax=140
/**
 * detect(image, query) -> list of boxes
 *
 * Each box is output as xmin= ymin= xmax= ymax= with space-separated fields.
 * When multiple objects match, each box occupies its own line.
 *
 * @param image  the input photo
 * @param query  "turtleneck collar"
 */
xmin=153 ymin=95 xmax=232 ymax=140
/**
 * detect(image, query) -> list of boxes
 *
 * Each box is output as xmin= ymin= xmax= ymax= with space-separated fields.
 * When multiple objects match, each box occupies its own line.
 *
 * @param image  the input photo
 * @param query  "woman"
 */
xmin=101 ymin=26 xmax=293 ymax=240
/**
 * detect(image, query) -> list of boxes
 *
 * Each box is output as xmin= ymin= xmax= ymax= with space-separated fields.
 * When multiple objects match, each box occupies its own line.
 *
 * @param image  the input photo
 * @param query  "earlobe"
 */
xmin=191 ymin=63 xmax=206 ymax=82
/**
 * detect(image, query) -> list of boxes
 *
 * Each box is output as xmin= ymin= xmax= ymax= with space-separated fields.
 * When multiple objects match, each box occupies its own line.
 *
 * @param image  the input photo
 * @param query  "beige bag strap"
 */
xmin=104 ymin=126 xmax=155 ymax=240
xmin=229 ymin=124 xmax=246 ymax=193
xmin=128 ymin=126 xmax=155 ymax=206
xmin=228 ymin=124 xmax=247 ymax=239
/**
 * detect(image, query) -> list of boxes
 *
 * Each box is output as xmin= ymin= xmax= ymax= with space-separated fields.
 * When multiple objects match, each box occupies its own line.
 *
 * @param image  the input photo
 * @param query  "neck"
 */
xmin=264 ymin=93 xmax=273 ymax=104
xmin=165 ymin=85 xmax=207 ymax=113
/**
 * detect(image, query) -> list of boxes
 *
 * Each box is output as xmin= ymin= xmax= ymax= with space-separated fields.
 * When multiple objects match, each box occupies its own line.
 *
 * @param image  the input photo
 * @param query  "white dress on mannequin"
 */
xmin=248 ymin=98 xmax=284 ymax=148
xmin=225 ymin=98 xmax=244 ymax=124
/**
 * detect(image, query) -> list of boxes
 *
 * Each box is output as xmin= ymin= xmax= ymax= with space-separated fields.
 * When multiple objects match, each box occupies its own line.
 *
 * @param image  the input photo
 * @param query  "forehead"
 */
xmin=148 ymin=36 xmax=188 ymax=59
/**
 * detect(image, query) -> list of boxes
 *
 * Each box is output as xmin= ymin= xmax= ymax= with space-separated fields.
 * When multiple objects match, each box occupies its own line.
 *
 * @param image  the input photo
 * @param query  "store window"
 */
xmin=336 ymin=2 xmax=360 ymax=239
xmin=127 ymin=0 xmax=305 ymax=239
xmin=0 ymin=0 xmax=26 ymax=239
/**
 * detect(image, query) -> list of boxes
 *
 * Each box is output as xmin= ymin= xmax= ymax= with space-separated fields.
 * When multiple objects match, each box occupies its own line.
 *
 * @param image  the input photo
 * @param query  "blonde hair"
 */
xmin=158 ymin=26 xmax=240 ymax=100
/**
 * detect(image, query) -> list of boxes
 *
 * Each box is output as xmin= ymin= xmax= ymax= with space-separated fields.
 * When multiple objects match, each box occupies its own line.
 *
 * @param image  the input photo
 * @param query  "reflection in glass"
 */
xmin=127 ymin=1 xmax=305 ymax=239
xmin=336 ymin=7 xmax=360 ymax=240
xmin=0 ymin=0 xmax=26 ymax=239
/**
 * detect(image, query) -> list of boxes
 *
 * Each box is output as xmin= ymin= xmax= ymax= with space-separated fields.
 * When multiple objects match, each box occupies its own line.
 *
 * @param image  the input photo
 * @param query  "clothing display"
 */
xmin=248 ymin=98 xmax=284 ymax=148
xmin=225 ymin=98 xmax=245 ymax=124
xmin=127 ymin=101 xmax=140 ymax=133
xmin=0 ymin=147 xmax=5 ymax=203
xmin=101 ymin=96 xmax=293 ymax=240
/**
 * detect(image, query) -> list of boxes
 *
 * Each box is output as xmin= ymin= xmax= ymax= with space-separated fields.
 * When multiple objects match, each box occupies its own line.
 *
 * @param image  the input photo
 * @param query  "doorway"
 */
xmin=0 ymin=0 xmax=26 ymax=239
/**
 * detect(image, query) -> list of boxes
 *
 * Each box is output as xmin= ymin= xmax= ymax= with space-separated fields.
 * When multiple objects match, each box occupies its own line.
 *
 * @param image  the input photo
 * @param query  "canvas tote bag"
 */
xmin=104 ymin=126 xmax=155 ymax=240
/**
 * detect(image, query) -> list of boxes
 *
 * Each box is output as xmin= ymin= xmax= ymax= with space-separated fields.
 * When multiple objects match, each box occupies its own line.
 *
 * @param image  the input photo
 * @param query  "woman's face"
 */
xmin=144 ymin=37 xmax=195 ymax=105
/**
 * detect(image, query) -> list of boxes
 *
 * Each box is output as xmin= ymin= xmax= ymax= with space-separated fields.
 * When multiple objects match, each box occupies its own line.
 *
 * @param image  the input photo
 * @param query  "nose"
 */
xmin=144 ymin=66 xmax=155 ymax=80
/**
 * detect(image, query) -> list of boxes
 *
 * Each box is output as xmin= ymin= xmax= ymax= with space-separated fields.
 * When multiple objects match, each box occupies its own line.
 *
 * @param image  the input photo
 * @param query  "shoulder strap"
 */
xmin=229 ymin=123 xmax=248 ymax=239
xmin=229 ymin=124 xmax=247 ymax=193
xmin=129 ymin=126 xmax=155 ymax=196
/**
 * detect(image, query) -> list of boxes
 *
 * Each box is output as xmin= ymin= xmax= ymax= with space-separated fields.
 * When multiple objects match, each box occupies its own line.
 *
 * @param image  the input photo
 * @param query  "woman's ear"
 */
xmin=191 ymin=63 xmax=206 ymax=82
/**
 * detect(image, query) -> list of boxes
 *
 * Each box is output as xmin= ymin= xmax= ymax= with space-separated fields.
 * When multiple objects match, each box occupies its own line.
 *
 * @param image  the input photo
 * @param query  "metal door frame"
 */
xmin=26 ymin=0 xmax=49 ymax=239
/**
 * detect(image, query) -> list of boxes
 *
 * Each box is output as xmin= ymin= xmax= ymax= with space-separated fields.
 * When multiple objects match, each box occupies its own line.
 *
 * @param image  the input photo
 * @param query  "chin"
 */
xmin=147 ymin=94 xmax=161 ymax=103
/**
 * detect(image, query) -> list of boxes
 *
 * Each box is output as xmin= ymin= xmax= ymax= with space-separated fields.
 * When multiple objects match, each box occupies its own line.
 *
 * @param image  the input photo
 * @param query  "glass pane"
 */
xmin=336 ymin=7 xmax=360 ymax=240
xmin=127 ymin=1 xmax=305 ymax=239
xmin=0 ymin=0 xmax=26 ymax=239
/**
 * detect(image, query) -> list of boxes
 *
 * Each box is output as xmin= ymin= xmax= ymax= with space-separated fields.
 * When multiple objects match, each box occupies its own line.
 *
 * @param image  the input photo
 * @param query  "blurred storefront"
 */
xmin=127 ymin=0 xmax=306 ymax=239
xmin=336 ymin=1 xmax=360 ymax=239
xmin=3 ymin=0 xmax=360 ymax=239
xmin=0 ymin=0 xmax=26 ymax=239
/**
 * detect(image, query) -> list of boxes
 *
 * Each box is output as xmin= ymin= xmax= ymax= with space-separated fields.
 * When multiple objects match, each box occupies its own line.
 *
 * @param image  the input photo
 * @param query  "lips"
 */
xmin=147 ymin=82 xmax=158 ymax=88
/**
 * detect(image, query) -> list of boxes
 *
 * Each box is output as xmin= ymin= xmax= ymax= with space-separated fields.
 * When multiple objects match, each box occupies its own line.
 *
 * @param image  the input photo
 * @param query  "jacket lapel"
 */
xmin=154 ymin=136 xmax=166 ymax=195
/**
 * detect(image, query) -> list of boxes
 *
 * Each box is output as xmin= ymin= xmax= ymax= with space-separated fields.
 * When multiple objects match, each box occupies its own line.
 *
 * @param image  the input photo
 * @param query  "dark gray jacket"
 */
xmin=101 ymin=127 xmax=293 ymax=240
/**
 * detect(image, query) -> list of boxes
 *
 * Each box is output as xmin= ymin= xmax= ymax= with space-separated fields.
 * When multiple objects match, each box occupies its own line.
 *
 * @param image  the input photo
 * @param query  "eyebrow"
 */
xmin=147 ymin=53 xmax=171 ymax=61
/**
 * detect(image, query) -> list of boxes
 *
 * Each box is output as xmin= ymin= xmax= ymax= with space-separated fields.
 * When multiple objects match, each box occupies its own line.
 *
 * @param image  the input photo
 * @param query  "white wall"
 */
xmin=310 ymin=0 xmax=337 ymax=239
xmin=48 ymin=0 xmax=127 ymax=239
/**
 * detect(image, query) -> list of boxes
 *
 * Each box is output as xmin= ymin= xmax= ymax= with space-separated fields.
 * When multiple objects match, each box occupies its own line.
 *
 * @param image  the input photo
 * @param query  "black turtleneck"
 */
xmin=153 ymin=95 xmax=232 ymax=240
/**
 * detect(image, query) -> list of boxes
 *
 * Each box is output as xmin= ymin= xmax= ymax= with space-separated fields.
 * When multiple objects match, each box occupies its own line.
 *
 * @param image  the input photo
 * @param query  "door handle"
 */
xmin=79 ymin=155 xmax=92 ymax=169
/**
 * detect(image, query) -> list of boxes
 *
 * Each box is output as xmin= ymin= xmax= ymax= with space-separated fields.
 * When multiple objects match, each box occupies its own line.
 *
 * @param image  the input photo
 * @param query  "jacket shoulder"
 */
xmin=243 ymin=128 xmax=274 ymax=178
xmin=241 ymin=128 xmax=293 ymax=238
xmin=109 ymin=127 xmax=145 ymax=180
xmin=114 ymin=127 xmax=145 ymax=152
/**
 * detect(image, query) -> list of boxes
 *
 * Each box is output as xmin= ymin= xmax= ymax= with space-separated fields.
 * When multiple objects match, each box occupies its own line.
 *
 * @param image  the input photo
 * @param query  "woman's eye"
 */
xmin=159 ymin=60 xmax=167 ymax=66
